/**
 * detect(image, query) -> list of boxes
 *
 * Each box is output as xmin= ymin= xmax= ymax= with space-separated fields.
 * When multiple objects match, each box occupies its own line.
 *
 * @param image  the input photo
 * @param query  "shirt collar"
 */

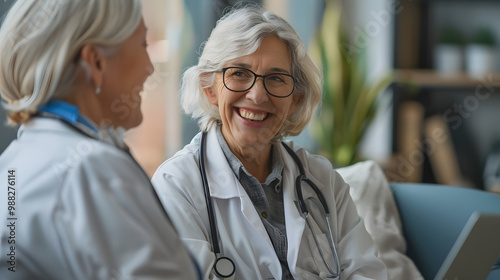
xmin=215 ymin=125 xmax=284 ymax=185
xmin=38 ymin=99 xmax=128 ymax=151
xmin=38 ymin=99 xmax=98 ymax=133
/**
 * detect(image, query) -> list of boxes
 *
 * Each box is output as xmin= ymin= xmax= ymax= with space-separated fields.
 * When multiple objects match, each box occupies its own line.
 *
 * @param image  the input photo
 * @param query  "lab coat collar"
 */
xmin=18 ymin=117 xmax=79 ymax=138
xmin=19 ymin=117 xmax=128 ymax=152
xmin=203 ymin=127 xmax=245 ymax=199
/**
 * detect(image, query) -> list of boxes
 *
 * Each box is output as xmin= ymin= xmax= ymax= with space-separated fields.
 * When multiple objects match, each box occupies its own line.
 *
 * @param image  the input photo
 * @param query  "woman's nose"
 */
xmin=146 ymin=61 xmax=154 ymax=76
xmin=246 ymin=78 xmax=268 ymax=104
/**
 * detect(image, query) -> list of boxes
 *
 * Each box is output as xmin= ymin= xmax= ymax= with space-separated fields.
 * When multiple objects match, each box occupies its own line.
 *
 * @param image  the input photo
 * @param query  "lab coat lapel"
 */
xmin=280 ymin=142 xmax=307 ymax=273
xmin=204 ymin=128 xmax=240 ymax=199
xmin=204 ymin=127 xmax=282 ymax=278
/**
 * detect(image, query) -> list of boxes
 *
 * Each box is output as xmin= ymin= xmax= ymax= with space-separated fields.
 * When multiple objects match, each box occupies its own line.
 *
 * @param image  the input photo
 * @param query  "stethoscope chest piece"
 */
xmin=214 ymin=256 xmax=235 ymax=278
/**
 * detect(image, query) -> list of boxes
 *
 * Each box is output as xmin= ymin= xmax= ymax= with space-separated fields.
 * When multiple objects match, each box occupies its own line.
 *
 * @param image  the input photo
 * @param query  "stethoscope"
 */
xmin=198 ymin=131 xmax=341 ymax=279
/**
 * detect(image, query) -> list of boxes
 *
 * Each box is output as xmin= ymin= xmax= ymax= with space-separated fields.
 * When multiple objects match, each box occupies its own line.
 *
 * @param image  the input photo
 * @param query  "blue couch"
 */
xmin=390 ymin=183 xmax=500 ymax=280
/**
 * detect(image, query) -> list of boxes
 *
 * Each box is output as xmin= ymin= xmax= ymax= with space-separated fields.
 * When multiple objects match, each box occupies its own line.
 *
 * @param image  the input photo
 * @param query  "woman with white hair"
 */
xmin=0 ymin=0 xmax=199 ymax=279
xmin=152 ymin=6 xmax=387 ymax=280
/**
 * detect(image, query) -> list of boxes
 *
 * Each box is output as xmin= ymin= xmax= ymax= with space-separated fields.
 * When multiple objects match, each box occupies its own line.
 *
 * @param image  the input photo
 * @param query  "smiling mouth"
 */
xmin=237 ymin=108 xmax=268 ymax=122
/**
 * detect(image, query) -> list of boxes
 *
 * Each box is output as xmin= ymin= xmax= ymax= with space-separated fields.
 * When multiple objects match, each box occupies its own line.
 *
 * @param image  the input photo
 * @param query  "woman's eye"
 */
xmin=230 ymin=70 xmax=250 ymax=78
xmin=268 ymin=75 xmax=285 ymax=82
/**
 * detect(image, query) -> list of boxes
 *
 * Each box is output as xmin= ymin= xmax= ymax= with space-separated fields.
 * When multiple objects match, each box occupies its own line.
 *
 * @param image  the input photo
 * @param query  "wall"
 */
xmin=344 ymin=0 xmax=394 ymax=163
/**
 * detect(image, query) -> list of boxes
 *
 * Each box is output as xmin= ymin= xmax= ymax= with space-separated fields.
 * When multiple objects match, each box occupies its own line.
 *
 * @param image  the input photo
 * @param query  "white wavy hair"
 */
xmin=180 ymin=6 xmax=322 ymax=140
xmin=0 ymin=0 xmax=142 ymax=124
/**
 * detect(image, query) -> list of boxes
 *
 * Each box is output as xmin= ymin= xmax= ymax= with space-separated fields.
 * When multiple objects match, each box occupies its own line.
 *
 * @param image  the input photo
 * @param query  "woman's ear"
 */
xmin=79 ymin=44 xmax=105 ymax=91
xmin=200 ymin=73 xmax=218 ymax=105
xmin=204 ymin=87 xmax=218 ymax=105
xmin=287 ymin=93 xmax=302 ymax=116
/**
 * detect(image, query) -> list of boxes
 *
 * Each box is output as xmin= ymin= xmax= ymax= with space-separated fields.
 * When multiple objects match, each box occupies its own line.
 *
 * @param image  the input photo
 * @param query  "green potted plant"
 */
xmin=309 ymin=0 xmax=392 ymax=167
xmin=434 ymin=27 xmax=465 ymax=74
xmin=465 ymin=28 xmax=496 ymax=77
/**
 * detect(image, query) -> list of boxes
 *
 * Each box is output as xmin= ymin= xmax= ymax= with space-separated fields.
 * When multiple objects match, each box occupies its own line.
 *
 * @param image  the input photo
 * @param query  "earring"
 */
xmin=95 ymin=86 xmax=101 ymax=95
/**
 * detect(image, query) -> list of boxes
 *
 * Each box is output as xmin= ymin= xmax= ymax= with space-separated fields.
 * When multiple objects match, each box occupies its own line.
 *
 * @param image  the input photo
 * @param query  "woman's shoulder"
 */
xmin=4 ymin=118 xmax=140 ymax=179
xmin=30 ymin=120 xmax=148 ymax=184
xmin=151 ymin=134 xmax=205 ymax=206
xmin=154 ymin=133 xmax=201 ymax=176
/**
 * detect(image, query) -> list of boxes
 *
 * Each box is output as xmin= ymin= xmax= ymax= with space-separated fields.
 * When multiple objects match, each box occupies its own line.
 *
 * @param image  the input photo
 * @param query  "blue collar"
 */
xmin=39 ymin=99 xmax=98 ymax=133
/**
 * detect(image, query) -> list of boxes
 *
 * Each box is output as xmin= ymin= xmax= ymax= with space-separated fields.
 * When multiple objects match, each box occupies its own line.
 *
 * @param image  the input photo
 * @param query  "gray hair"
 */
xmin=0 ymin=0 xmax=142 ymax=124
xmin=180 ymin=6 xmax=322 ymax=140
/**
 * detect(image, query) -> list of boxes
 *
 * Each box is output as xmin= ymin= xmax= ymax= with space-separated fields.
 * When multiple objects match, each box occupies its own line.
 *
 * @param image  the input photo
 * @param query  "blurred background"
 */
xmin=1 ymin=0 xmax=500 ymax=192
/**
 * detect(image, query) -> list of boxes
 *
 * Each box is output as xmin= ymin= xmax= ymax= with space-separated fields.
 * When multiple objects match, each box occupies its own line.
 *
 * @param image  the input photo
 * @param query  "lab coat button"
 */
xmin=274 ymin=185 xmax=281 ymax=193
xmin=261 ymin=212 xmax=268 ymax=219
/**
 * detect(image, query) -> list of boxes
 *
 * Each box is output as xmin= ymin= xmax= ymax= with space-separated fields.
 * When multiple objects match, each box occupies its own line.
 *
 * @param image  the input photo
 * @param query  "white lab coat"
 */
xmin=0 ymin=118 xmax=199 ymax=280
xmin=152 ymin=127 xmax=388 ymax=280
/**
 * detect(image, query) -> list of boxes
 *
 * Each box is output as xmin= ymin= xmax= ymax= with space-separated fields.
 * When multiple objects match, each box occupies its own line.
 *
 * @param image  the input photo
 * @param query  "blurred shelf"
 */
xmin=394 ymin=69 xmax=500 ymax=89
xmin=392 ymin=0 xmax=500 ymax=188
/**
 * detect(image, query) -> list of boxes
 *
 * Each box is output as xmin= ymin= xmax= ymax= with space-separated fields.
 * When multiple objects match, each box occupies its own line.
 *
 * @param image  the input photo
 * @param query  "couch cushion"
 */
xmin=390 ymin=182 xmax=500 ymax=280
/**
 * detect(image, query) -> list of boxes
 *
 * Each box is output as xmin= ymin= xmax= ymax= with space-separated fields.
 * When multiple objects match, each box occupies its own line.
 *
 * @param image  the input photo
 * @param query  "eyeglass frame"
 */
xmin=215 ymin=67 xmax=298 ymax=98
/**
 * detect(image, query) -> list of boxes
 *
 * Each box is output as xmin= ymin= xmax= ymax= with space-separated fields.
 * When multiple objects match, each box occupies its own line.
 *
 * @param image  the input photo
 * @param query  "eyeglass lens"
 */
xmin=222 ymin=67 xmax=295 ymax=97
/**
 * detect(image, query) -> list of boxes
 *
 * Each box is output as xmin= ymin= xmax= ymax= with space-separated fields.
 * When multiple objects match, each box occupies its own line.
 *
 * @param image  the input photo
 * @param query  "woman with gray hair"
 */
xmin=152 ymin=6 xmax=387 ymax=280
xmin=0 ymin=0 xmax=199 ymax=279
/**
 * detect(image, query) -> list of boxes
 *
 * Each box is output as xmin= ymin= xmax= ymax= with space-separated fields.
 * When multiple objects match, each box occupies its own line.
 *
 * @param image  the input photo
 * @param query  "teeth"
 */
xmin=240 ymin=109 xmax=267 ymax=121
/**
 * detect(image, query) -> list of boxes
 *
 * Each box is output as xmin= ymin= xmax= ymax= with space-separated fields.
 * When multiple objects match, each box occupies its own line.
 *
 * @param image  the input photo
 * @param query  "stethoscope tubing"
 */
xmin=199 ymin=131 xmax=341 ymax=279
xmin=199 ymin=131 xmax=222 ymax=255
xmin=199 ymin=131 xmax=236 ymax=278
xmin=281 ymin=142 xmax=341 ymax=279
xmin=281 ymin=143 xmax=331 ymax=216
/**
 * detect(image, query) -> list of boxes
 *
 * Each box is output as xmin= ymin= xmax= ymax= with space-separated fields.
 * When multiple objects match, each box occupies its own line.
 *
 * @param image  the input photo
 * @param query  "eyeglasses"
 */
xmin=216 ymin=67 xmax=297 ymax=98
